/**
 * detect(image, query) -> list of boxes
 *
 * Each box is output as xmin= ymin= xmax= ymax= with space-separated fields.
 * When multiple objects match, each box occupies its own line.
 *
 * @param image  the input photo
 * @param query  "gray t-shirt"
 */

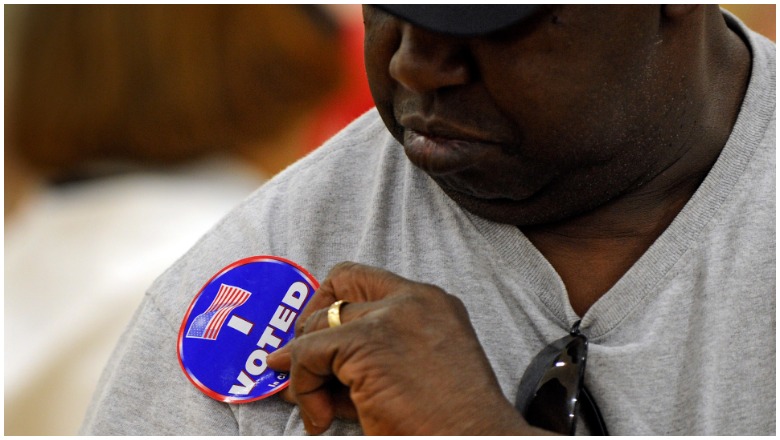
xmin=81 ymin=13 xmax=775 ymax=436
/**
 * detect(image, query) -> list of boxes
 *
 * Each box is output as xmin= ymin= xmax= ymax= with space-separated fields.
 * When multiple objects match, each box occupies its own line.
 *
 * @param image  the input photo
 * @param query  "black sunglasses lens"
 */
xmin=515 ymin=333 xmax=588 ymax=435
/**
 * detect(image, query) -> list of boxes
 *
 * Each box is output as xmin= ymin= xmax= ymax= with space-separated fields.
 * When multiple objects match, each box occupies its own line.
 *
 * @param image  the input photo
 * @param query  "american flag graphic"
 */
xmin=186 ymin=284 xmax=251 ymax=340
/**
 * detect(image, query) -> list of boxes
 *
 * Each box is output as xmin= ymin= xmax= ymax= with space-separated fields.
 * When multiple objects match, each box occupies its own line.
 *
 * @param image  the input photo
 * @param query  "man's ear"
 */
xmin=662 ymin=5 xmax=699 ymax=20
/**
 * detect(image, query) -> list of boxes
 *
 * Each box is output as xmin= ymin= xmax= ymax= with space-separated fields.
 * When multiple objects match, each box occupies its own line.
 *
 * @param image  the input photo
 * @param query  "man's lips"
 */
xmin=396 ymin=114 xmax=545 ymax=200
xmin=398 ymin=113 xmax=503 ymax=144
xmin=402 ymin=129 xmax=488 ymax=175
xmin=397 ymin=113 xmax=513 ymax=172
xmin=403 ymin=129 xmax=526 ymax=200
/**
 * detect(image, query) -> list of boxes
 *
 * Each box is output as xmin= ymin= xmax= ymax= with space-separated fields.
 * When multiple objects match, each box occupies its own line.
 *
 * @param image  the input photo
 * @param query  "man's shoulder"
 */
xmin=283 ymin=108 xmax=393 ymax=177
xmin=250 ymin=110 xmax=409 ymax=214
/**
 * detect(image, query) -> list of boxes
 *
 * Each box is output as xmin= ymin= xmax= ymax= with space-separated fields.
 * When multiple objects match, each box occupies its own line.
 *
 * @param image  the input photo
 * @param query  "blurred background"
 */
xmin=4 ymin=4 xmax=372 ymax=435
xmin=3 ymin=4 xmax=775 ymax=436
xmin=722 ymin=4 xmax=776 ymax=41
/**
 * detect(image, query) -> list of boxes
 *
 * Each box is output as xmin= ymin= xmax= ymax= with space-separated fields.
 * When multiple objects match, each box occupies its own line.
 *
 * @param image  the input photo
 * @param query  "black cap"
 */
xmin=376 ymin=5 xmax=542 ymax=37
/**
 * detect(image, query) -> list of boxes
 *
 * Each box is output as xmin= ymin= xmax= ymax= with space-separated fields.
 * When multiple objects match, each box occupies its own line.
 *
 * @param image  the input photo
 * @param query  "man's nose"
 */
xmin=388 ymin=24 xmax=472 ymax=94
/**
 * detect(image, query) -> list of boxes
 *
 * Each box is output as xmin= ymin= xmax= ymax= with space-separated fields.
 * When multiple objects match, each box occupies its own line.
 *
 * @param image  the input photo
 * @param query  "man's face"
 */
xmin=363 ymin=5 xmax=690 ymax=226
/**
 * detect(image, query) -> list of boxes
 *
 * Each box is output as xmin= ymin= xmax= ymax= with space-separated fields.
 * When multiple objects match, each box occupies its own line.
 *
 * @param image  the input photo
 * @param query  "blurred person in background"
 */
xmin=4 ymin=4 xmax=342 ymax=435
xmin=722 ymin=4 xmax=776 ymax=42
xmin=305 ymin=4 xmax=375 ymax=153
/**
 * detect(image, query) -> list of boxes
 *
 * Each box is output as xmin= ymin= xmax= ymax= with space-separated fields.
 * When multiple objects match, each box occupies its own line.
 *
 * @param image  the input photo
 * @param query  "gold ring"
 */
xmin=327 ymin=300 xmax=347 ymax=328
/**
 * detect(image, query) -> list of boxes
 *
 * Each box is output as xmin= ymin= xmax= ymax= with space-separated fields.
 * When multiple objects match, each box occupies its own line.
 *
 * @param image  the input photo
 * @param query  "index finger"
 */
xmin=295 ymin=261 xmax=416 ymax=336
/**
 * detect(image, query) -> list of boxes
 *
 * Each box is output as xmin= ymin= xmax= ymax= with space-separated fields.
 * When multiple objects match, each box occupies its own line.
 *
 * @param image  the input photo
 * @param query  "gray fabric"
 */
xmin=81 ymin=14 xmax=775 ymax=436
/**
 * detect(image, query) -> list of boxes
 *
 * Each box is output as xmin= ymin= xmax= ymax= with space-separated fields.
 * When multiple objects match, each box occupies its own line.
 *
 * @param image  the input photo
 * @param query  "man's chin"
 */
xmin=441 ymin=187 xmax=551 ymax=227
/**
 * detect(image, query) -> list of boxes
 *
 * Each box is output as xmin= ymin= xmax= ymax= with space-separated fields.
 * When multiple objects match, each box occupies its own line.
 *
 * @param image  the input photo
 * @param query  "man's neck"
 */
xmin=523 ymin=168 xmax=704 ymax=316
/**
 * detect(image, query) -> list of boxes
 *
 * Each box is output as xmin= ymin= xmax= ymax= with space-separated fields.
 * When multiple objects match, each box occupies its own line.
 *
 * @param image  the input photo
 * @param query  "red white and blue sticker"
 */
xmin=177 ymin=256 xmax=318 ymax=403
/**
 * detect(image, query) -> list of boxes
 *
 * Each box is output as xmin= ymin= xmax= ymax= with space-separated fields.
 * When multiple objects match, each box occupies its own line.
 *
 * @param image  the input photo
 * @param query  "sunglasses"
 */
xmin=514 ymin=321 xmax=609 ymax=435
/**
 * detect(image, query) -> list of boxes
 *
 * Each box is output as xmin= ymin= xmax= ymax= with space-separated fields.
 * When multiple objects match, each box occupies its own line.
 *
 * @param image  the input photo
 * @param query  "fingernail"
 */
xmin=300 ymin=407 xmax=323 ymax=431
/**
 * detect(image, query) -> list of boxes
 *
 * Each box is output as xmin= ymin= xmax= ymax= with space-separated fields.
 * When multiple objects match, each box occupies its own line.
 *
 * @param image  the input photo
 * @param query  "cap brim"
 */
xmin=376 ymin=5 xmax=542 ymax=37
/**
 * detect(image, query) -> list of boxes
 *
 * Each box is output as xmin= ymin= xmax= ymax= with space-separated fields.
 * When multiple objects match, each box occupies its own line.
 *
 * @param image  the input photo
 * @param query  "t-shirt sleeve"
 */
xmin=79 ymin=295 xmax=239 ymax=435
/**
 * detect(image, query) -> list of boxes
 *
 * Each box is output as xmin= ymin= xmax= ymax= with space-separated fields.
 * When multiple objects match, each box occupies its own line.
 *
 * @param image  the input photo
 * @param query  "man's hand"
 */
xmin=266 ymin=262 xmax=544 ymax=435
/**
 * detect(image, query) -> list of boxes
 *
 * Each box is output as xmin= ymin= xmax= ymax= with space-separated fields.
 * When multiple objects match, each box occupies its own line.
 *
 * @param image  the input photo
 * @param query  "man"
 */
xmin=81 ymin=5 xmax=775 ymax=435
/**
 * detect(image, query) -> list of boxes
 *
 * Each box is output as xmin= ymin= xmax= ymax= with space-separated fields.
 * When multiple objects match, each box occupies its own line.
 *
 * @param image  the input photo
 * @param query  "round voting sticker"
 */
xmin=177 ymin=256 xmax=318 ymax=403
